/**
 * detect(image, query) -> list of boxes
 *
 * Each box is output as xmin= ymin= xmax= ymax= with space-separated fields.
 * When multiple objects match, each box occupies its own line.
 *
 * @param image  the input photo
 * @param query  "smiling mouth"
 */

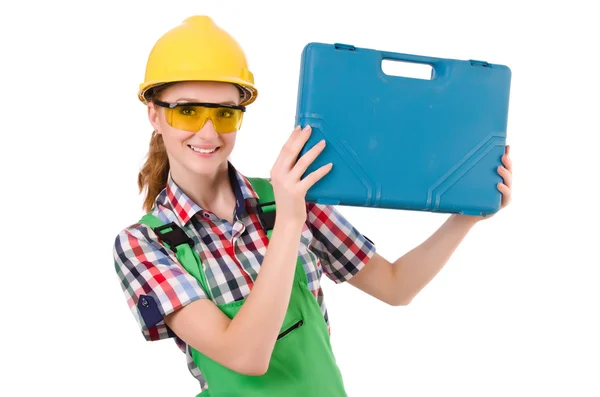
xmin=188 ymin=145 xmax=220 ymax=154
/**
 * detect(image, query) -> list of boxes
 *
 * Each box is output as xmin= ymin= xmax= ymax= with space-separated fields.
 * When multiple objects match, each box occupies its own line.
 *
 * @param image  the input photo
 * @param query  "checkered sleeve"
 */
xmin=113 ymin=224 xmax=207 ymax=341
xmin=306 ymin=203 xmax=376 ymax=283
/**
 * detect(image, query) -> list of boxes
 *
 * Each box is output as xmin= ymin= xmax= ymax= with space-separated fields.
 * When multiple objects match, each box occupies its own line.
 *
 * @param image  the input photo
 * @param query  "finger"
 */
xmin=273 ymin=125 xmax=302 ymax=168
xmin=277 ymin=125 xmax=313 ymax=170
xmin=498 ymin=165 xmax=512 ymax=188
xmin=290 ymin=139 xmax=327 ymax=180
xmin=497 ymin=182 xmax=511 ymax=204
xmin=272 ymin=126 xmax=311 ymax=174
xmin=502 ymin=152 xmax=512 ymax=171
xmin=299 ymin=162 xmax=333 ymax=192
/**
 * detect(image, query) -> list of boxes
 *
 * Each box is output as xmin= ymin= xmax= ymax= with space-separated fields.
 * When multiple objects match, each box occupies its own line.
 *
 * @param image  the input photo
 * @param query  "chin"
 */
xmin=184 ymin=152 xmax=230 ymax=175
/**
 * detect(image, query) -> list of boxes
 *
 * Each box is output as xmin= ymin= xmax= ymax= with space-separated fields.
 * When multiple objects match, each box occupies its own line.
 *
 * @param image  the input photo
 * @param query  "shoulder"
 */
xmin=111 ymin=209 xmax=208 ymax=341
xmin=303 ymin=202 xmax=376 ymax=283
xmin=113 ymin=217 xmax=154 ymax=251
xmin=112 ymin=208 xmax=172 ymax=266
xmin=305 ymin=202 xmax=374 ymax=245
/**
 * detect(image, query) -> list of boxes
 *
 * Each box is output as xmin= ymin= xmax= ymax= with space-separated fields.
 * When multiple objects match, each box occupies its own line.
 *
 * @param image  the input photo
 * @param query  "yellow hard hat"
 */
xmin=138 ymin=15 xmax=257 ymax=106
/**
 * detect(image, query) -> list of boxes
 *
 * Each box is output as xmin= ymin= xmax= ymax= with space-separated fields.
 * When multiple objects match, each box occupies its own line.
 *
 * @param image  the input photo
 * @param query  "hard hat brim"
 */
xmin=138 ymin=77 xmax=257 ymax=107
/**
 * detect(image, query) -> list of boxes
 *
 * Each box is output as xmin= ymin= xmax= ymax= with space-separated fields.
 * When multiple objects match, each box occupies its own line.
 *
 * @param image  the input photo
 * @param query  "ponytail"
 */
xmin=138 ymin=130 xmax=170 ymax=212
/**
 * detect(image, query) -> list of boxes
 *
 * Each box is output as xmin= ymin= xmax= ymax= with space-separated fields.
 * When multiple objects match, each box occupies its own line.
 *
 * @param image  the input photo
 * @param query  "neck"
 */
xmin=171 ymin=161 xmax=234 ymax=212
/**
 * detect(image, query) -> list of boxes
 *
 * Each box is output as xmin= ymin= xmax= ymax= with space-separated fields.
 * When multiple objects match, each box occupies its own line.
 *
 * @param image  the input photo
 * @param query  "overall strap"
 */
xmin=139 ymin=213 xmax=212 ymax=299
xmin=246 ymin=177 xmax=276 ymax=238
xmin=246 ymin=177 xmax=309 ymax=286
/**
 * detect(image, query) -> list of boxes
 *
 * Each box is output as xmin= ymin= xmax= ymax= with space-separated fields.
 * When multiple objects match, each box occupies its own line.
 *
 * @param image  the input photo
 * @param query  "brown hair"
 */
xmin=137 ymin=84 xmax=171 ymax=213
xmin=138 ymin=130 xmax=169 ymax=213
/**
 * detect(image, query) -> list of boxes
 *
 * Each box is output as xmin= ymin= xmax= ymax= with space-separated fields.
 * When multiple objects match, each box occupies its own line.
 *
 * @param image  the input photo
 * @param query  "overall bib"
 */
xmin=139 ymin=177 xmax=348 ymax=396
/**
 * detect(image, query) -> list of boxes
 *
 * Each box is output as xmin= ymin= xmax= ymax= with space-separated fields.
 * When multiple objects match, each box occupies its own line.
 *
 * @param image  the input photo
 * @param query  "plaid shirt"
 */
xmin=113 ymin=162 xmax=376 ymax=391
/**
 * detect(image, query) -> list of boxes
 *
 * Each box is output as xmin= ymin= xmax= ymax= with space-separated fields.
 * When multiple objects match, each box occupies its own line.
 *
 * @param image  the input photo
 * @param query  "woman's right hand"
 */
xmin=269 ymin=125 xmax=332 ymax=226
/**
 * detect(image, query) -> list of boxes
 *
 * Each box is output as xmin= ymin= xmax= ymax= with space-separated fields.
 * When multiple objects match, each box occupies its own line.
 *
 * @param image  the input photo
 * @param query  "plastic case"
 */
xmin=295 ymin=42 xmax=511 ymax=216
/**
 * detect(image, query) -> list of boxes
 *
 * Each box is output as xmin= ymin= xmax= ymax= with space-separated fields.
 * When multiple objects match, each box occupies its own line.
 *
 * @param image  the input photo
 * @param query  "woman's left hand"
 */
xmin=461 ymin=145 xmax=512 ymax=222
xmin=495 ymin=145 xmax=513 ymax=211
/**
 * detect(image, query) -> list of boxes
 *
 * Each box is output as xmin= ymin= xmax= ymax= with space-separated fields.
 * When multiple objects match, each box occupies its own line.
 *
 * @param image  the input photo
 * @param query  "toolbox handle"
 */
xmin=380 ymin=51 xmax=441 ymax=66
xmin=379 ymin=50 xmax=444 ymax=80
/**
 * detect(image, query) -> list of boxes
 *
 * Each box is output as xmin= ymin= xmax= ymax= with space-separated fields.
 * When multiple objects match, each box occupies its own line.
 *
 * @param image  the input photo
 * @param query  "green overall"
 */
xmin=139 ymin=177 xmax=348 ymax=397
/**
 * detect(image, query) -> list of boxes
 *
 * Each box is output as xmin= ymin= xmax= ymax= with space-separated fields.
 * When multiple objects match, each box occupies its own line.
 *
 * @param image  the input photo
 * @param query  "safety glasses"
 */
xmin=153 ymin=99 xmax=246 ymax=134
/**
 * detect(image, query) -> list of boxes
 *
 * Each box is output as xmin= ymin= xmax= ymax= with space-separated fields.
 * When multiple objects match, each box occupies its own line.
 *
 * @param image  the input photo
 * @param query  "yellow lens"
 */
xmin=164 ymin=105 xmax=243 ymax=133
xmin=210 ymin=107 xmax=243 ymax=133
xmin=164 ymin=105 xmax=207 ymax=132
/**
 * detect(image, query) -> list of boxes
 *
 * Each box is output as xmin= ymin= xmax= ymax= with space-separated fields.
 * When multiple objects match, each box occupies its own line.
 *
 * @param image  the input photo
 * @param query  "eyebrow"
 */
xmin=176 ymin=97 xmax=238 ymax=105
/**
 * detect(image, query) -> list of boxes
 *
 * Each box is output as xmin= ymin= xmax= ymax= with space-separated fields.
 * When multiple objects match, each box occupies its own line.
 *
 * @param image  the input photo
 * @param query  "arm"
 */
xmin=164 ymin=220 xmax=304 ymax=376
xmin=115 ymin=218 xmax=304 ymax=377
xmin=348 ymin=214 xmax=477 ymax=306
xmin=349 ymin=146 xmax=513 ymax=305
xmin=165 ymin=125 xmax=333 ymax=375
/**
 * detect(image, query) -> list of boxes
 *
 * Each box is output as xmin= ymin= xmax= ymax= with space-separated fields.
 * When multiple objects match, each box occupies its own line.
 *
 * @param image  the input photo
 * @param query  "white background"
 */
xmin=1 ymin=0 xmax=599 ymax=396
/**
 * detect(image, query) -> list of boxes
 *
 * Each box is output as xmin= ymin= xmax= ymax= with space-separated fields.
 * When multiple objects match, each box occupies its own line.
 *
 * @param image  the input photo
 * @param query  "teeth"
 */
xmin=190 ymin=146 xmax=217 ymax=154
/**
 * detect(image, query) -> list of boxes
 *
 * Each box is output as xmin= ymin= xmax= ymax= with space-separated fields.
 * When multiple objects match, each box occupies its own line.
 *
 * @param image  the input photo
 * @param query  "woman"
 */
xmin=113 ymin=15 xmax=513 ymax=396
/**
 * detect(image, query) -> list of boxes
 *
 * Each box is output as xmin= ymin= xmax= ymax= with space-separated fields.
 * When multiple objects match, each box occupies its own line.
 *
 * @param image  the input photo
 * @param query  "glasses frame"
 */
xmin=153 ymin=99 xmax=246 ymax=112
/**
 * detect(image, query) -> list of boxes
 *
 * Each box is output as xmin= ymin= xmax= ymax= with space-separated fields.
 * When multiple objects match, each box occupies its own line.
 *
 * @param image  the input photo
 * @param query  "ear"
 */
xmin=147 ymin=103 xmax=161 ymax=134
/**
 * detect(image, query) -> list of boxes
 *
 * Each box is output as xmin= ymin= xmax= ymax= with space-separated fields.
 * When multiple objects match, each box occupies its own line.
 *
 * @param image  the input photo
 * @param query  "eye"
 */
xmin=217 ymin=109 xmax=234 ymax=118
xmin=178 ymin=106 xmax=196 ymax=116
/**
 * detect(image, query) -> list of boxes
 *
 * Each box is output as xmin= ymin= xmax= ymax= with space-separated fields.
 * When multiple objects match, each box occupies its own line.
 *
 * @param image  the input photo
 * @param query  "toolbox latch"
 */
xmin=334 ymin=43 xmax=356 ymax=51
xmin=469 ymin=59 xmax=490 ymax=67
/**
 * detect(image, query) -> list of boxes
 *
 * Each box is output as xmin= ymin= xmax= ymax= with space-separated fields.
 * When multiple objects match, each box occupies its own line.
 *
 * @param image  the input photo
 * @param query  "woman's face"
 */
xmin=148 ymin=81 xmax=241 ymax=177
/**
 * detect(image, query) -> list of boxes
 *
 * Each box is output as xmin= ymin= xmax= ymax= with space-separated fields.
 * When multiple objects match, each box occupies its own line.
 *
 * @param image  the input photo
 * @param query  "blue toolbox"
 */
xmin=295 ymin=42 xmax=512 ymax=216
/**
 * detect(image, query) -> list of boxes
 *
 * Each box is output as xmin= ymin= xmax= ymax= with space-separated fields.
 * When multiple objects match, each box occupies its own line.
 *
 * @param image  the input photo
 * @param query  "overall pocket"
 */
xmin=277 ymin=319 xmax=304 ymax=341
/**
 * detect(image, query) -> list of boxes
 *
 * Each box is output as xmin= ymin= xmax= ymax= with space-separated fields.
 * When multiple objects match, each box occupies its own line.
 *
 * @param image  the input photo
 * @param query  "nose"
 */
xmin=196 ymin=118 xmax=219 ymax=137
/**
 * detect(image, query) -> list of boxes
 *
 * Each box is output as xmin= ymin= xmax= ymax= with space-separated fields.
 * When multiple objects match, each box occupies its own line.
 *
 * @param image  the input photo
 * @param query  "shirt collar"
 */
xmin=157 ymin=162 xmax=259 ymax=225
